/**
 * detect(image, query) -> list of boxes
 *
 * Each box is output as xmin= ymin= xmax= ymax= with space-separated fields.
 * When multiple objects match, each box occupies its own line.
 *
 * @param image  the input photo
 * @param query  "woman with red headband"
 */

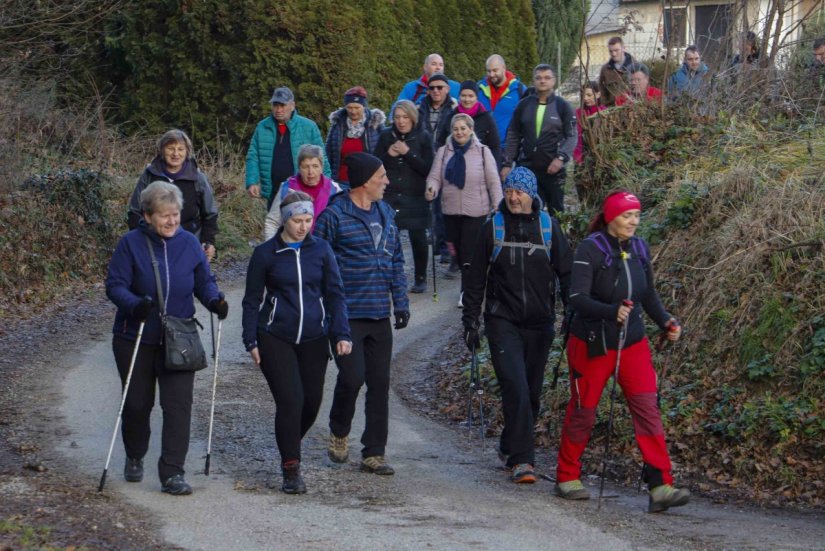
xmin=554 ymin=189 xmax=690 ymax=513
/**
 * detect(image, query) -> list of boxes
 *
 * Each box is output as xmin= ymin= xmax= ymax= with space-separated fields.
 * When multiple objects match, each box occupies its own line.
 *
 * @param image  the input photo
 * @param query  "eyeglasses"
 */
xmin=428 ymin=85 xmax=446 ymax=91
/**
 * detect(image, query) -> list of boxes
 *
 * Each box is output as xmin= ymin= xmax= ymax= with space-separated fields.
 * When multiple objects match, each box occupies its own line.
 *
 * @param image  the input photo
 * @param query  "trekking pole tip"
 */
xmin=204 ymin=454 xmax=211 ymax=476
xmin=97 ymin=470 xmax=107 ymax=493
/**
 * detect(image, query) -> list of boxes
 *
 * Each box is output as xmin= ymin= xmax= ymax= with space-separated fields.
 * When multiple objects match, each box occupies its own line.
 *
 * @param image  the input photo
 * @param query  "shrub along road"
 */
xmin=1 ymin=269 xmax=823 ymax=549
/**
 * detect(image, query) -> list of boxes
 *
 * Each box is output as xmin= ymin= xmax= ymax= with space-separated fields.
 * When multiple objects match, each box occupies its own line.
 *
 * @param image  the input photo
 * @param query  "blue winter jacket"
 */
xmin=241 ymin=232 xmax=350 ymax=350
xmin=313 ymin=192 xmax=409 ymax=319
xmin=106 ymin=225 xmax=220 ymax=345
xmin=245 ymin=111 xmax=330 ymax=200
xmin=478 ymin=76 xmax=527 ymax=143
xmin=667 ymin=62 xmax=709 ymax=99
xmin=325 ymin=107 xmax=387 ymax=182
xmin=396 ymin=76 xmax=461 ymax=106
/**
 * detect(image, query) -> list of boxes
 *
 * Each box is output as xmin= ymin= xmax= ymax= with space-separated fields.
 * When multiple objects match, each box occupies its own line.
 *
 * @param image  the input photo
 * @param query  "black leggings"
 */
xmin=257 ymin=331 xmax=331 ymax=465
xmin=328 ymin=318 xmax=393 ymax=458
xmin=406 ymin=228 xmax=429 ymax=282
xmin=112 ymin=337 xmax=195 ymax=482
xmin=444 ymin=214 xmax=487 ymax=291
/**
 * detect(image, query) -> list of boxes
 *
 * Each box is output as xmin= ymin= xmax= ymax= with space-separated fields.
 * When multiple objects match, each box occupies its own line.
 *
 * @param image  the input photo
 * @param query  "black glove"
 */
xmin=208 ymin=293 xmax=229 ymax=320
xmin=393 ymin=311 xmax=410 ymax=330
xmin=463 ymin=324 xmax=481 ymax=352
xmin=132 ymin=296 xmax=153 ymax=322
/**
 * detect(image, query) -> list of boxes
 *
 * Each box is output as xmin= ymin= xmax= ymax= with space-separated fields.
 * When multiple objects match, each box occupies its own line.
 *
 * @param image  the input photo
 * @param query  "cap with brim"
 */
xmin=270 ymin=87 xmax=294 ymax=104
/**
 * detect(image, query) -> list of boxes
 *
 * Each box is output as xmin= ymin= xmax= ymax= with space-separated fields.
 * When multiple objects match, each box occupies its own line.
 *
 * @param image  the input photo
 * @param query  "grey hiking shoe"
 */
xmin=554 ymin=479 xmax=591 ymax=500
xmin=281 ymin=461 xmax=307 ymax=495
xmin=360 ymin=456 xmax=395 ymax=475
xmin=648 ymin=484 xmax=690 ymax=513
xmin=510 ymin=463 xmax=536 ymax=484
xmin=328 ymin=433 xmax=349 ymax=463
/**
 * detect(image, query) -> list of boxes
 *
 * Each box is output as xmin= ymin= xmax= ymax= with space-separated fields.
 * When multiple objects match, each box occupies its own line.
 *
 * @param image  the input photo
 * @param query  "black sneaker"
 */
xmin=410 ymin=279 xmax=427 ymax=294
xmin=124 ymin=457 xmax=143 ymax=482
xmin=281 ymin=462 xmax=307 ymax=494
xmin=161 ymin=474 xmax=192 ymax=496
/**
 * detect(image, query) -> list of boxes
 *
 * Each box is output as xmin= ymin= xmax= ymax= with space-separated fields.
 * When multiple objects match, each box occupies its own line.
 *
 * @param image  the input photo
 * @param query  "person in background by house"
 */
xmin=478 ymin=54 xmax=527 ymax=144
xmin=325 ymin=86 xmax=386 ymax=189
xmin=598 ymin=37 xmax=635 ymax=106
xmin=314 ymin=152 xmax=410 ymax=477
xmin=667 ymin=45 xmax=710 ymax=100
xmin=809 ymin=37 xmax=825 ymax=89
xmin=426 ymin=113 xmax=503 ymax=307
xmin=375 ymin=100 xmax=434 ymax=294
xmin=245 ymin=86 xmax=329 ymax=209
xmin=731 ymin=31 xmax=760 ymax=68
xmin=616 ymin=63 xmax=663 ymax=105
xmin=243 ymin=191 xmax=351 ymax=495
xmin=461 ymin=167 xmax=572 ymax=485
xmin=436 ymin=80 xmax=501 ymax=166
xmin=264 ymin=145 xmax=341 ymax=241
xmin=501 ymin=63 xmax=577 ymax=216
xmin=127 ymin=129 xmax=218 ymax=262
xmin=573 ymin=81 xmax=606 ymax=165
xmin=395 ymin=53 xmax=461 ymax=107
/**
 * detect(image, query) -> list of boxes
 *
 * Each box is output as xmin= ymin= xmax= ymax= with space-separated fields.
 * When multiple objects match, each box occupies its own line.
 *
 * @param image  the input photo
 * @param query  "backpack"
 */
xmin=585 ymin=231 xmax=649 ymax=268
xmin=490 ymin=210 xmax=553 ymax=262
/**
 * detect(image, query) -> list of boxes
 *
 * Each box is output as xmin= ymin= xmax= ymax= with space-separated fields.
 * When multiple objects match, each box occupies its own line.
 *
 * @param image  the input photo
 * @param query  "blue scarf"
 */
xmin=444 ymin=139 xmax=472 ymax=189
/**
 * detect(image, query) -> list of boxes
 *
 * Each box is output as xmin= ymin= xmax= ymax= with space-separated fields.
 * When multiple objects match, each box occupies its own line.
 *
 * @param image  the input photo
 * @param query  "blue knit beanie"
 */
xmin=503 ymin=166 xmax=538 ymax=200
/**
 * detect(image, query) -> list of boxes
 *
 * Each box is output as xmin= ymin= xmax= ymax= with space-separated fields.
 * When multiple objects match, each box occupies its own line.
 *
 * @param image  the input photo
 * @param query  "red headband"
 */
xmin=603 ymin=192 xmax=641 ymax=223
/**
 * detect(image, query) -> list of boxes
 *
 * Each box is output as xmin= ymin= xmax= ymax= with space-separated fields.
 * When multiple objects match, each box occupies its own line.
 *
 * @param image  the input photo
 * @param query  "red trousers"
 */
xmin=556 ymin=335 xmax=673 ymax=486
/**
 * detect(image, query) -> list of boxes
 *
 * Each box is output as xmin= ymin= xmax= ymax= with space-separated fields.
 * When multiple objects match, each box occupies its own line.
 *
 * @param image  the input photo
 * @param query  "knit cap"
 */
xmin=343 ymin=86 xmax=368 ymax=107
xmin=344 ymin=153 xmax=383 ymax=189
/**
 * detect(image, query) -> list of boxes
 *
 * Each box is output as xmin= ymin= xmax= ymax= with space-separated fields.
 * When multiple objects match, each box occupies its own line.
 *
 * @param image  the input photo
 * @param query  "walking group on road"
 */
xmin=99 ymin=35 xmax=825 ymax=511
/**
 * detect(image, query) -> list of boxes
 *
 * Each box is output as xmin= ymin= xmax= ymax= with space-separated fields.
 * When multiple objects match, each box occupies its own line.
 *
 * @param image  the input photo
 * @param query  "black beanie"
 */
xmin=344 ymin=153 xmax=383 ymax=189
xmin=428 ymin=73 xmax=449 ymax=86
xmin=460 ymin=79 xmax=479 ymax=95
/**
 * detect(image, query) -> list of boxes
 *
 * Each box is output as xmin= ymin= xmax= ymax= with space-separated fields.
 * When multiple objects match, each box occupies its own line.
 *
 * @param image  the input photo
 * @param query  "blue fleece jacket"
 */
xmin=106 ymin=225 xmax=220 ymax=345
xmin=313 ymin=192 xmax=409 ymax=319
xmin=241 ymin=232 xmax=350 ymax=349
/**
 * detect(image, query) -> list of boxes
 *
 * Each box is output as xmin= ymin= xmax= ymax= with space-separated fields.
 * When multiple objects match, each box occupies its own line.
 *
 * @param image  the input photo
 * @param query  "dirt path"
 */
xmin=0 ymin=264 xmax=821 ymax=549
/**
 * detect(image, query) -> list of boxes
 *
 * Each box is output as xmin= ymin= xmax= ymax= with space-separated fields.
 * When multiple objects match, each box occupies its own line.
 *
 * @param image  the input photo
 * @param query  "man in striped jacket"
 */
xmin=313 ymin=152 xmax=410 ymax=476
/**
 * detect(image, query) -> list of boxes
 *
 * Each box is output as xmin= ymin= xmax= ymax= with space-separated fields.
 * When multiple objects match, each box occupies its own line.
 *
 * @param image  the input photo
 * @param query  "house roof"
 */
xmin=586 ymin=0 xmax=624 ymax=35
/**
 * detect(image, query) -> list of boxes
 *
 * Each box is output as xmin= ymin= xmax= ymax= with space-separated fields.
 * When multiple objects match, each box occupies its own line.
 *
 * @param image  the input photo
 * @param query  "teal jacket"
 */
xmin=245 ymin=111 xmax=330 ymax=199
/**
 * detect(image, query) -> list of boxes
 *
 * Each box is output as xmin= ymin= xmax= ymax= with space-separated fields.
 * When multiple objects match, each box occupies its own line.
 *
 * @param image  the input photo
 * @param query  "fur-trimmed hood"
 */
xmin=328 ymin=107 xmax=387 ymax=130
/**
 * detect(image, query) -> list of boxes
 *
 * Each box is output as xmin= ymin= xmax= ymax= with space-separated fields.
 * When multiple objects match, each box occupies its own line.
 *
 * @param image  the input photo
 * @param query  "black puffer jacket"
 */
xmin=436 ymin=108 xmax=501 ymax=168
xmin=127 ymin=158 xmax=219 ymax=246
xmin=462 ymin=199 xmax=572 ymax=329
xmin=569 ymin=231 xmax=671 ymax=352
xmin=374 ymin=126 xmax=434 ymax=231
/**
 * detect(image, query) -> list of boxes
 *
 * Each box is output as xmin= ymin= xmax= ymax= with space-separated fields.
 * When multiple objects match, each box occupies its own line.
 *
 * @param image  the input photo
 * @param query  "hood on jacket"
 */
xmin=328 ymin=108 xmax=387 ymax=130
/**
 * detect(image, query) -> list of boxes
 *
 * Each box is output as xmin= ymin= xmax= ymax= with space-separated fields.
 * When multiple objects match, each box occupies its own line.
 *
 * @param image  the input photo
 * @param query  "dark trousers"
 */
xmin=444 ymin=214 xmax=486 ymax=292
xmin=112 ymin=336 xmax=195 ymax=482
xmin=432 ymin=196 xmax=450 ymax=258
xmin=484 ymin=315 xmax=554 ymax=467
xmin=328 ymin=318 xmax=393 ymax=458
xmin=537 ymin=169 xmax=566 ymax=216
xmin=406 ymin=228 xmax=429 ymax=283
xmin=257 ymin=332 xmax=330 ymax=465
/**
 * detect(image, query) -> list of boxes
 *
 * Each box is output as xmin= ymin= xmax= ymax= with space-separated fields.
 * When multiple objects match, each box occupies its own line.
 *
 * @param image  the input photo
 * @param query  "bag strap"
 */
xmin=538 ymin=211 xmax=553 ymax=259
xmin=490 ymin=211 xmax=505 ymax=262
xmin=144 ymin=234 xmax=166 ymax=315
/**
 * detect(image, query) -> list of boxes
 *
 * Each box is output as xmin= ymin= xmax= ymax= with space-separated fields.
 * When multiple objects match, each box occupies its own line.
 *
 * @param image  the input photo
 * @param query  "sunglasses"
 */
xmin=428 ymin=85 xmax=446 ymax=90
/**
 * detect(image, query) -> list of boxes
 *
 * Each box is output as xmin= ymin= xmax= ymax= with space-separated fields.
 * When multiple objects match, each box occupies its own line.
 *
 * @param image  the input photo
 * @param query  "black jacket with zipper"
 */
xmin=462 ymin=199 xmax=572 ymax=330
xmin=568 ymin=231 xmax=671 ymax=351
xmin=502 ymin=93 xmax=577 ymax=172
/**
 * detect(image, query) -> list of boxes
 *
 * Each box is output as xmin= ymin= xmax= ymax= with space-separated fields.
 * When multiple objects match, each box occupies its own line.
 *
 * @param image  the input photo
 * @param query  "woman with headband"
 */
xmin=554 ymin=189 xmax=689 ymax=513
xmin=242 ymin=191 xmax=352 ymax=495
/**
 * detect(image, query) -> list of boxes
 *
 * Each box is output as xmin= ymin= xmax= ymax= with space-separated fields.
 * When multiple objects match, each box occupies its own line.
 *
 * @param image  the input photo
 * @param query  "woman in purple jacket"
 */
xmin=242 ymin=191 xmax=352 ymax=494
xmin=106 ymin=181 xmax=228 ymax=496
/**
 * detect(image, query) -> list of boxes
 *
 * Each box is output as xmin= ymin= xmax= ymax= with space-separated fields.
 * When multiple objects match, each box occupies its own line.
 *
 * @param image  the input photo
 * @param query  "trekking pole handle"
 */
xmin=657 ymin=319 xmax=681 ymax=351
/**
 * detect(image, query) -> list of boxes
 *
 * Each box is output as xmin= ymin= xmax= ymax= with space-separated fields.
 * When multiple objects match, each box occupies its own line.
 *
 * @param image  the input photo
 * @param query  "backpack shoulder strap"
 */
xmin=280 ymin=181 xmax=291 ymax=200
xmin=586 ymin=231 xmax=614 ymax=267
xmin=538 ymin=211 xmax=553 ymax=260
xmin=630 ymin=236 xmax=649 ymax=266
xmin=490 ymin=211 xmax=505 ymax=262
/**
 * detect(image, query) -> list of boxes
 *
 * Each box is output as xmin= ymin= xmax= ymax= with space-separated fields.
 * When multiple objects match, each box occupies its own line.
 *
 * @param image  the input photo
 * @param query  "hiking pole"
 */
xmin=551 ymin=309 xmax=574 ymax=390
xmin=637 ymin=320 xmax=680 ymax=493
xmin=204 ymin=319 xmax=223 ymax=476
xmin=470 ymin=342 xmax=485 ymax=451
xmin=431 ymin=221 xmax=438 ymax=303
xmin=598 ymin=299 xmax=632 ymax=510
xmin=210 ymin=313 xmax=216 ymax=359
xmin=98 ymin=321 xmax=145 ymax=492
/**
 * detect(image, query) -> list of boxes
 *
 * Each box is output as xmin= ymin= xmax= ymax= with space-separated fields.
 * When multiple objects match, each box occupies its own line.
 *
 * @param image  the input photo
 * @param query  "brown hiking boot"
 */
xmin=360 ymin=456 xmax=395 ymax=475
xmin=328 ymin=433 xmax=349 ymax=464
xmin=648 ymin=484 xmax=690 ymax=513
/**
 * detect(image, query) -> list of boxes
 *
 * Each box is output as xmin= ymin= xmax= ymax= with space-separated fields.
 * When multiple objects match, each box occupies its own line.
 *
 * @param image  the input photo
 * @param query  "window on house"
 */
xmin=663 ymin=8 xmax=687 ymax=49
